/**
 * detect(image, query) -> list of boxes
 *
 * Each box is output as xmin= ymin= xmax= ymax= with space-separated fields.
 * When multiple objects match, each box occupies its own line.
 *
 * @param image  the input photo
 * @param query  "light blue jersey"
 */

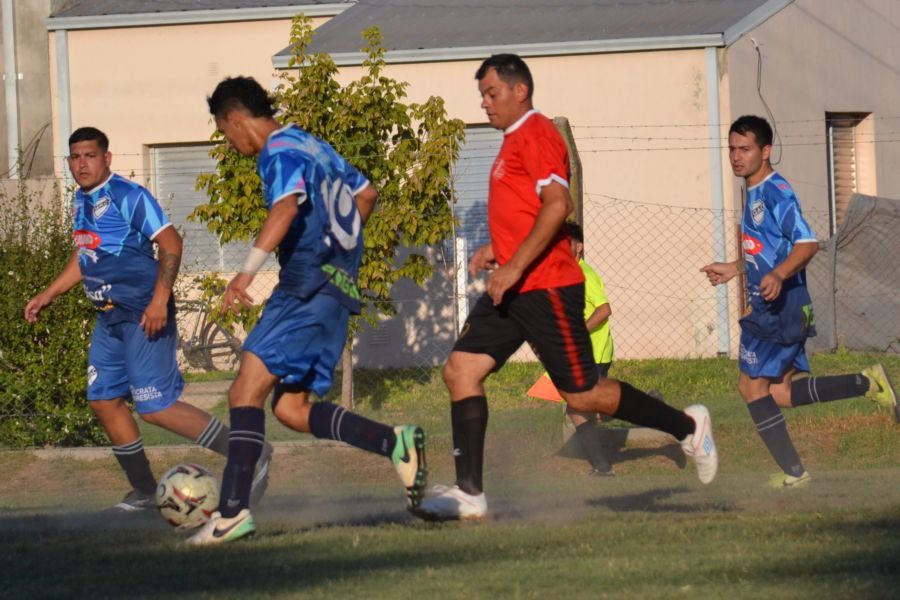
xmin=258 ymin=125 xmax=370 ymax=313
xmin=72 ymin=173 xmax=171 ymax=322
xmin=741 ymin=171 xmax=816 ymax=289
xmin=739 ymin=171 xmax=817 ymax=349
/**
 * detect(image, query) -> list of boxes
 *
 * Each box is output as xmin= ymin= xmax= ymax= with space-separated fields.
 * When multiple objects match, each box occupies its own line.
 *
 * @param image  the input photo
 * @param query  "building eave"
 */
xmin=47 ymin=4 xmax=349 ymax=31
xmin=722 ymin=0 xmax=793 ymax=45
xmin=272 ymin=33 xmax=725 ymax=69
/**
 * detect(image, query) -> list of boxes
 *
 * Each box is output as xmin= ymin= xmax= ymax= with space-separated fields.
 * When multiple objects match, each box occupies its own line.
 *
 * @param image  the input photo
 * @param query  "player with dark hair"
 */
xmin=188 ymin=76 xmax=427 ymax=544
xmin=416 ymin=54 xmax=718 ymax=521
xmin=701 ymin=115 xmax=898 ymax=488
xmin=25 ymin=126 xmax=271 ymax=513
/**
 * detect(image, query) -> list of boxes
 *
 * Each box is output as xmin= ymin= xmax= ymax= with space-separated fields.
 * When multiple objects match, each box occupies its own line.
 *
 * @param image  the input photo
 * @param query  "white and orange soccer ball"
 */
xmin=155 ymin=463 xmax=219 ymax=529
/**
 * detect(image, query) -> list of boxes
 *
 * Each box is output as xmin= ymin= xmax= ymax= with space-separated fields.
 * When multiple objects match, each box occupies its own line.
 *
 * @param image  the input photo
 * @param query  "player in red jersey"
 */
xmin=415 ymin=54 xmax=719 ymax=521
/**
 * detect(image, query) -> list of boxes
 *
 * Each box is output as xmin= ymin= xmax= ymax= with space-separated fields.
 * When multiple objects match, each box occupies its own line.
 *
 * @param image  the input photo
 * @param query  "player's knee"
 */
xmin=442 ymin=359 xmax=461 ymax=389
xmin=89 ymin=397 xmax=125 ymax=417
xmin=272 ymin=394 xmax=311 ymax=432
xmin=139 ymin=411 xmax=163 ymax=426
xmin=770 ymin=386 xmax=791 ymax=407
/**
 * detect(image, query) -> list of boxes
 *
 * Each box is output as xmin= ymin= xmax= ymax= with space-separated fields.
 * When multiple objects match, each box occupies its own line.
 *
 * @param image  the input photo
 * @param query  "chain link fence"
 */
xmin=3 ymin=174 xmax=897 ymax=437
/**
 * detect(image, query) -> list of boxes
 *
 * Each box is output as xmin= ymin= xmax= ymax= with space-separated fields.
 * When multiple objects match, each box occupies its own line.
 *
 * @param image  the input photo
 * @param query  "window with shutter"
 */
xmin=826 ymin=112 xmax=873 ymax=235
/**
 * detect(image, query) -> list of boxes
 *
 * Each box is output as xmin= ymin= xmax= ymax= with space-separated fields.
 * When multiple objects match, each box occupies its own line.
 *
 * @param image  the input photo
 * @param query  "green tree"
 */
xmin=0 ymin=180 xmax=104 ymax=447
xmin=193 ymin=16 xmax=465 ymax=404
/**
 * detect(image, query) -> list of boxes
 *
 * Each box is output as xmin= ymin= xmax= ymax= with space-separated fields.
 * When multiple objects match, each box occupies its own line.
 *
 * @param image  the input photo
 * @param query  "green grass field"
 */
xmin=1 ymin=352 xmax=898 ymax=598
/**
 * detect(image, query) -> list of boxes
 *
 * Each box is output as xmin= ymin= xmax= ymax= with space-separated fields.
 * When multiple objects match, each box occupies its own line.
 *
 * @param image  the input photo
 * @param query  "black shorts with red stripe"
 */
xmin=453 ymin=284 xmax=598 ymax=393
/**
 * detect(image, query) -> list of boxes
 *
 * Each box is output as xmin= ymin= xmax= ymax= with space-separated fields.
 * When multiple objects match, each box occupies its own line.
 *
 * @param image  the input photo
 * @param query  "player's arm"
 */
xmin=586 ymin=303 xmax=611 ymax=332
xmin=224 ymin=195 xmax=299 ymax=312
xmin=759 ymin=242 xmax=818 ymax=301
xmin=24 ymin=250 xmax=82 ymax=323
xmin=700 ymin=256 xmax=745 ymax=286
xmin=486 ymin=181 xmax=572 ymax=305
xmin=355 ymin=184 xmax=378 ymax=224
xmin=141 ymin=226 xmax=182 ymax=338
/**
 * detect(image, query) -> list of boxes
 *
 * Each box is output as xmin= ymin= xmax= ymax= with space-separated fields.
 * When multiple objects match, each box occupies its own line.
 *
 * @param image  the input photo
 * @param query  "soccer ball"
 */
xmin=155 ymin=463 xmax=219 ymax=529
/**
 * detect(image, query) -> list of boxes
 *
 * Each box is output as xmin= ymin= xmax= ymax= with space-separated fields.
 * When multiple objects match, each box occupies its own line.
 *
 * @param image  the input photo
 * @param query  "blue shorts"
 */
xmin=88 ymin=317 xmax=184 ymax=414
xmin=244 ymin=289 xmax=349 ymax=397
xmin=739 ymin=329 xmax=810 ymax=379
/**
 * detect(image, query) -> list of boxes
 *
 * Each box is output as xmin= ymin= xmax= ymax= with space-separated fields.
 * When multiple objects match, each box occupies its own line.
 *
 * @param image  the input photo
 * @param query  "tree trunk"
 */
xmin=340 ymin=344 xmax=353 ymax=409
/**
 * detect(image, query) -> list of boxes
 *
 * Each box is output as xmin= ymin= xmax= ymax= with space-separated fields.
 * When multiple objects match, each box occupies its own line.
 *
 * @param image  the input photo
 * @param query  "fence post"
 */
xmin=455 ymin=236 xmax=468 ymax=333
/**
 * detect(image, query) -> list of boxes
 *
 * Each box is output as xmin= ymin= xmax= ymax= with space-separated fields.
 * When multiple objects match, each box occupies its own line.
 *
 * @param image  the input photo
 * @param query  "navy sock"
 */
xmin=791 ymin=374 xmax=869 ymax=407
xmin=219 ymin=407 xmax=265 ymax=518
xmin=451 ymin=396 xmax=488 ymax=495
xmin=308 ymin=402 xmax=396 ymax=457
xmin=613 ymin=382 xmax=694 ymax=441
xmin=748 ymin=395 xmax=805 ymax=477
xmin=112 ymin=437 xmax=157 ymax=495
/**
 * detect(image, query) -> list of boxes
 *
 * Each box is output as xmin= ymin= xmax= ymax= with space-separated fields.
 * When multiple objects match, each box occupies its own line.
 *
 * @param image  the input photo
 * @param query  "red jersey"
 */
xmin=488 ymin=110 xmax=584 ymax=292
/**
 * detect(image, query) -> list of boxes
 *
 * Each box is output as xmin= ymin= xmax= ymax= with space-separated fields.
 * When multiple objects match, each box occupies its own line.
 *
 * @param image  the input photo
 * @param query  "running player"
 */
xmin=701 ymin=115 xmax=898 ymax=487
xmin=416 ymin=54 xmax=718 ymax=521
xmin=24 ymin=127 xmax=271 ymax=512
xmin=188 ymin=77 xmax=427 ymax=544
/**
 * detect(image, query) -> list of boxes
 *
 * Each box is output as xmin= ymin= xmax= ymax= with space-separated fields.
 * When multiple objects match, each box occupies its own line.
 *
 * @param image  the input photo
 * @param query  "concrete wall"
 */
xmin=325 ymin=49 xmax=738 ymax=360
xmin=48 ymin=3 xmax=900 ymax=364
xmin=726 ymin=0 xmax=900 ymax=228
xmin=1 ymin=0 xmax=54 ymax=178
xmin=49 ymin=16 xmax=330 ymax=185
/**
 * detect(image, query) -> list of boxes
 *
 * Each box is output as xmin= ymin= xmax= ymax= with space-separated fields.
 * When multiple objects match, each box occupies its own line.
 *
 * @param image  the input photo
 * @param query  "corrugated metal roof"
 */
xmin=50 ymin=1 xmax=348 ymax=17
xmin=273 ymin=0 xmax=788 ymax=65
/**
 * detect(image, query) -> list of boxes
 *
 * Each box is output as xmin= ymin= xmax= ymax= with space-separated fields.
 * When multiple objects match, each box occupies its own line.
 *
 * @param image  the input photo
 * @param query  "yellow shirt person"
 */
xmin=580 ymin=258 xmax=614 ymax=369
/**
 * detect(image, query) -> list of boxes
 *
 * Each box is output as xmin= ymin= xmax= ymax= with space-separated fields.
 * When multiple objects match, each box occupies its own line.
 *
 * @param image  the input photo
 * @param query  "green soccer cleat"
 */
xmin=768 ymin=471 xmax=811 ymax=489
xmin=185 ymin=509 xmax=256 ymax=546
xmin=392 ymin=425 xmax=428 ymax=510
xmin=862 ymin=364 xmax=899 ymax=423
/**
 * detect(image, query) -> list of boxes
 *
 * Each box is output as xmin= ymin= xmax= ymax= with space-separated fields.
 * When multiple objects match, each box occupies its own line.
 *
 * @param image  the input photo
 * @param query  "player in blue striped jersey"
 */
xmin=701 ymin=115 xmax=897 ymax=488
xmin=188 ymin=77 xmax=427 ymax=545
xmin=25 ymin=127 xmax=271 ymax=513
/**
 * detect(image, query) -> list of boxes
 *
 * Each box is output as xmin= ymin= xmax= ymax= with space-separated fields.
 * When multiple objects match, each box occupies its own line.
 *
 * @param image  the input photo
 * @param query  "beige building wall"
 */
xmin=726 ymin=0 xmax=900 ymax=231
xmin=50 ymin=16 xmax=331 ymax=184
xmin=325 ymin=49 xmax=738 ymax=360
xmin=62 ymin=4 xmax=900 ymax=364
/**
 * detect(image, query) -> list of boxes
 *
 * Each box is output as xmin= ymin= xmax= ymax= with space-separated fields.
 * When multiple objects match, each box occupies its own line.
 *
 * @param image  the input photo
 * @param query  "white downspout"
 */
xmin=705 ymin=46 xmax=732 ymax=356
xmin=2 ymin=0 xmax=20 ymax=177
xmin=55 ymin=28 xmax=72 ymax=189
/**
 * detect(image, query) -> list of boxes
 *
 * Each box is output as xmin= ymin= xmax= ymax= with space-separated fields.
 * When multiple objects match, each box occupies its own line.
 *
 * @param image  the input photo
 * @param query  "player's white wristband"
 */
xmin=241 ymin=247 xmax=269 ymax=275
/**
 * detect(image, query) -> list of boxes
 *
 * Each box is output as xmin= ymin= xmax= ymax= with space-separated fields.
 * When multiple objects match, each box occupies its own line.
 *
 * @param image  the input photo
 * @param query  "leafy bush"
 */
xmin=0 ymin=180 xmax=105 ymax=447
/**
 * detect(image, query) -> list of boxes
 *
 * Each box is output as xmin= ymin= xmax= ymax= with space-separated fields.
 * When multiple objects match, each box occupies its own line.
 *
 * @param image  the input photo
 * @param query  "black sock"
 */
xmin=112 ymin=437 xmax=157 ymax=495
xmin=612 ymin=382 xmax=694 ymax=441
xmin=219 ymin=407 xmax=265 ymax=517
xmin=308 ymin=402 xmax=396 ymax=458
xmin=573 ymin=420 xmax=612 ymax=472
xmin=748 ymin=395 xmax=805 ymax=477
xmin=791 ymin=374 xmax=869 ymax=407
xmin=195 ymin=416 xmax=229 ymax=456
xmin=451 ymin=396 xmax=488 ymax=495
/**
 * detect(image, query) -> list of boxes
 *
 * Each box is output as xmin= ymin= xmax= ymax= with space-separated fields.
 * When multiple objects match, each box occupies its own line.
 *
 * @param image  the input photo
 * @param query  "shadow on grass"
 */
xmin=558 ymin=428 xmax=688 ymax=470
xmin=587 ymin=486 xmax=738 ymax=513
xmin=0 ymin=507 xmax=478 ymax=599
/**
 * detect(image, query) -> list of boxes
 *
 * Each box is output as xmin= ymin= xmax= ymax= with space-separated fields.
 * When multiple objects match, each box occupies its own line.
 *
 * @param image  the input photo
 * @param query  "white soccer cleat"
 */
xmin=413 ymin=484 xmax=487 ymax=521
xmin=185 ymin=509 xmax=256 ymax=546
xmin=681 ymin=404 xmax=719 ymax=484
